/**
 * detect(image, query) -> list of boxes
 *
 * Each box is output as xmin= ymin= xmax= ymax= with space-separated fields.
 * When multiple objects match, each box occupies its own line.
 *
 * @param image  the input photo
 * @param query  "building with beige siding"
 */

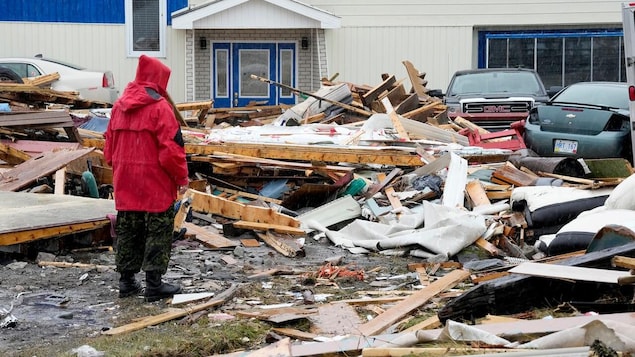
xmin=0 ymin=0 xmax=628 ymax=105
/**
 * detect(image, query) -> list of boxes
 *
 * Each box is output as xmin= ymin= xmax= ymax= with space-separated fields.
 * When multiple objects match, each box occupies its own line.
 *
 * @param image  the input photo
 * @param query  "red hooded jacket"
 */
xmin=104 ymin=55 xmax=188 ymax=212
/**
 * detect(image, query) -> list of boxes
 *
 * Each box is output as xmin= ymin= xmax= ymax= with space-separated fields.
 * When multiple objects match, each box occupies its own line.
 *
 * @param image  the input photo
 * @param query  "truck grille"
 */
xmin=463 ymin=101 xmax=531 ymax=113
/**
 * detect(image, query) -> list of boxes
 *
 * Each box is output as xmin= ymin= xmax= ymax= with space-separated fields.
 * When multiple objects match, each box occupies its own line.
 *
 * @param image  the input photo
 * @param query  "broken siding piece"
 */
xmin=509 ymin=262 xmax=631 ymax=284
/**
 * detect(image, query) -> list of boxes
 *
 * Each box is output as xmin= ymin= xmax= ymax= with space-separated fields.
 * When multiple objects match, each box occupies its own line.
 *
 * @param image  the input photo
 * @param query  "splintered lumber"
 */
xmin=402 ymin=60 xmax=430 ymax=101
xmin=0 ymin=142 xmax=31 ymax=165
xmin=37 ymin=261 xmax=114 ymax=270
xmin=102 ymin=284 xmax=238 ymax=335
xmin=355 ymin=269 xmax=470 ymax=336
xmin=256 ymin=231 xmax=304 ymax=257
xmin=175 ymin=189 xmax=299 ymax=230
xmin=251 ymin=74 xmax=372 ymax=116
xmin=453 ymin=116 xmax=490 ymax=135
xmin=466 ymin=180 xmax=490 ymax=207
xmin=491 ymin=162 xmax=536 ymax=186
xmin=362 ymin=75 xmax=396 ymax=108
xmin=25 ymin=72 xmax=61 ymax=87
xmin=381 ymin=97 xmax=410 ymax=141
xmin=182 ymin=221 xmax=238 ymax=249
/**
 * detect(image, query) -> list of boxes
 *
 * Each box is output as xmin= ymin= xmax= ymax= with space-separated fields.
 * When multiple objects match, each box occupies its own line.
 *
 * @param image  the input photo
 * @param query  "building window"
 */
xmin=480 ymin=30 xmax=625 ymax=88
xmin=125 ymin=0 xmax=166 ymax=58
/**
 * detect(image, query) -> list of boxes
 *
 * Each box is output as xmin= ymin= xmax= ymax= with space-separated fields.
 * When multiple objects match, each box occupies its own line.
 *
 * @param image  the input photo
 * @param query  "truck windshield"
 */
xmin=449 ymin=71 xmax=542 ymax=96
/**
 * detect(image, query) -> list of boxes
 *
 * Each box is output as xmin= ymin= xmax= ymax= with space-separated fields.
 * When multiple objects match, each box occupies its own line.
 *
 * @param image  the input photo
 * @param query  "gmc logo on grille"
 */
xmin=483 ymin=105 xmax=511 ymax=113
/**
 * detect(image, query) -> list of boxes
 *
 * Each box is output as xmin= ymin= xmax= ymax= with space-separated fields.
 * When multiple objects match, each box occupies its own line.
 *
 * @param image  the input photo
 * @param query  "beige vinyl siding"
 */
xmin=324 ymin=26 xmax=473 ymax=91
xmin=309 ymin=0 xmax=624 ymax=26
xmin=311 ymin=0 xmax=624 ymax=90
xmin=0 ymin=22 xmax=187 ymax=102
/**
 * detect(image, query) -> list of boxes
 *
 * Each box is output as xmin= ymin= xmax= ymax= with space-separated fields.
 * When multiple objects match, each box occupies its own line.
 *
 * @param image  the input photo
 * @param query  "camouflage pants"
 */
xmin=115 ymin=206 xmax=175 ymax=274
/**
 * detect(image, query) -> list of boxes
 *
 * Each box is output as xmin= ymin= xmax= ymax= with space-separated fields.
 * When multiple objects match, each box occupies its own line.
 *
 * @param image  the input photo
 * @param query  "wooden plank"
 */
xmin=355 ymin=269 xmax=470 ymax=336
xmin=466 ymin=180 xmax=490 ymax=207
xmin=81 ymin=139 xmax=426 ymax=167
xmin=361 ymin=75 xmax=396 ymax=108
xmin=54 ymin=167 xmax=66 ymax=195
xmin=102 ymin=284 xmax=238 ymax=336
xmin=401 ymin=315 xmax=441 ymax=332
xmin=37 ymin=261 xmax=114 ymax=270
xmin=182 ymin=221 xmax=238 ymax=249
xmin=233 ymin=220 xmax=305 ymax=236
xmin=0 ymin=219 xmax=110 ymax=246
xmin=508 ymin=262 xmax=631 ymax=283
xmin=381 ymin=97 xmax=410 ymax=141
xmin=0 ymin=147 xmax=94 ymax=191
xmin=395 ymin=93 xmax=419 ymax=115
xmin=26 ymin=72 xmax=61 ymax=87
xmin=271 ymin=328 xmax=318 ymax=341
xmin=491 ymin=162 xmax=536 ymax=187
xmin=362 ymin=347 xmax=518 ymax=356
xmin=612 ymin=255 xmax=635 ymax=270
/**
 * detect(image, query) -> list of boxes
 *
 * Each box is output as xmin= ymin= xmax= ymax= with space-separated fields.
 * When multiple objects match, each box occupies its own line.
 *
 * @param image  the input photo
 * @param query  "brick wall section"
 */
xmin=186 ymin=29 xmax=328 ymax=103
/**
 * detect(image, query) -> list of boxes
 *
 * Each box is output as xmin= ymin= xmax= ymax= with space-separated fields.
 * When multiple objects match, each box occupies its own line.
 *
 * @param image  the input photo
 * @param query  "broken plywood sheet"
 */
xmin=0 ymin=147 xmax=94 ymax=191
xmin=308 ymin=302 xmax=363 ymax=336
xmin=0 ymin=191 xmax=115 ymax=246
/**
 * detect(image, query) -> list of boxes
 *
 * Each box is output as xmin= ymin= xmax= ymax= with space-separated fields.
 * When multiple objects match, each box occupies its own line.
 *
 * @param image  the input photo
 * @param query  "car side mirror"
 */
xmin=427 ymin=89 xmax=444 ymax=98
xmin=547 ymin=86 xmax=563 ymax=98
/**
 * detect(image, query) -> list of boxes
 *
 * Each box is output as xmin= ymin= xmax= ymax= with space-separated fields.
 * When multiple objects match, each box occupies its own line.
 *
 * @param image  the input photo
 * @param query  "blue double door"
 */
xmin=212 ymin=42 xmax=297 ymax=108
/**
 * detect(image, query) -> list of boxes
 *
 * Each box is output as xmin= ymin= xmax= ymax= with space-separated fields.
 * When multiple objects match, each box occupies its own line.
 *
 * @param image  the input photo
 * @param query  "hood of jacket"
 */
xmin=116 ymin=55 xmax=171 ymax=112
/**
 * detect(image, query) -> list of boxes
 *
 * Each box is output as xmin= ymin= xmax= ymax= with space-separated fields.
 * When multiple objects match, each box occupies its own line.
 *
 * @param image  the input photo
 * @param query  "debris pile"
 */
xmin=1 ymin=60 xmax=635 ymax=355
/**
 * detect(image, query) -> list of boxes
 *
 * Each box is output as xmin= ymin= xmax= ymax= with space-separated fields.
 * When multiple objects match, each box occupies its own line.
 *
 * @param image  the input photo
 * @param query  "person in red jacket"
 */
xmin=104 ymin=55 xmax=189 ymax=302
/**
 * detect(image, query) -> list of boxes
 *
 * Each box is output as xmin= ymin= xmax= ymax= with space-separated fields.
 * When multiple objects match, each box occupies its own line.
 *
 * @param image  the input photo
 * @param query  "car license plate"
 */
xmin=554 ymin=139 xmax=578 ymax=154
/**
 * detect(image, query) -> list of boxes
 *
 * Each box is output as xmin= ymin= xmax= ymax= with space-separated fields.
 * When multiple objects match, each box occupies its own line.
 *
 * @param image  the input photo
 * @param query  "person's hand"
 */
xmin=178 ymin=185 xmax=188 ymax=195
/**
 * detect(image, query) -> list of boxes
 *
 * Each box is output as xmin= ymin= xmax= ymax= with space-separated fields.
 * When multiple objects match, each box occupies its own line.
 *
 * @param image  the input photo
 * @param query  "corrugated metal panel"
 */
xmin=193 ymin=0 xmax=322 ymax=29
xmin=308 ymin=0 xmax=623 ymax=26
xmin=0 ymin=0 xmax=187 ymax=25
xmin=0 ymin=22 xmax=187 ymax=102
xmin=324 ymin=26 xmax=473 ymax=92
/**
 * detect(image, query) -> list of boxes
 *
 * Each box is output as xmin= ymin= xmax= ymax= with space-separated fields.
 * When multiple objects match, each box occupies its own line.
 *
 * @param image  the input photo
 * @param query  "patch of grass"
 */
xmin=15 ymin=318 xmax=270 ymax=357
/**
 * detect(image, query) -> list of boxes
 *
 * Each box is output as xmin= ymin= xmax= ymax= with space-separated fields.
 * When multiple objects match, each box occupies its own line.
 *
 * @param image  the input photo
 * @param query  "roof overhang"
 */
xmin=172 ymin=0 xmax=341 ymax=29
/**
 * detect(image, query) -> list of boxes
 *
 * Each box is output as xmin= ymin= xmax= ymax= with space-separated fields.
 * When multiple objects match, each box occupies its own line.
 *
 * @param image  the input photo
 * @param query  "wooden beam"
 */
xmin=54 ymin=167 xmax=66 ymax=195
xmin=102 ymin=284 xmax=238 ymax=336
xmin=234 ymin=221 xmax=305 ymax=236
xmin=381 ymin=97 xmax=410 ymax=141
xmin=355 ymin=269 xmax=470 ymax=336
xmin=0 ymin=142 xmax=31 ymax=164
xmin=182 ymin=189 xmax=299 ymax=228
xmin=81 ymin=139 xmax=425 ymax=167
xmin=182 ymin=222 xmax=238 ymax=249
xmin=0 ymin=219 xmax=110 ymax=246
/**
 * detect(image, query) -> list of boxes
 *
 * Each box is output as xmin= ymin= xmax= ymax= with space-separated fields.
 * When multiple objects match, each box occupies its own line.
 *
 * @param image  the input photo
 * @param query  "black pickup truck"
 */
xmin=434 ymin=68 xmax=559 ymax=131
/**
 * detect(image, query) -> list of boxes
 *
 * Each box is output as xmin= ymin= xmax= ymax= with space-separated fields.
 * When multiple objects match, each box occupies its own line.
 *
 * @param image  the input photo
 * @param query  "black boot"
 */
xmin=119 ymin=271 xmax=141 ymax=298
xmin=144 ymin=271 xmax=181 ymax=302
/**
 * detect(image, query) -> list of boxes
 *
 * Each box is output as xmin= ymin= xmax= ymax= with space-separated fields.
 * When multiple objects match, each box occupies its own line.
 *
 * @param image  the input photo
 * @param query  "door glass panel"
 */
xmin=509 ymin=38 xmax=534 ymax=69
xmin=592 ymin=37 xmax=620 ymax=81
xmin=537 ymin=38 xmax=563 ymax=88
xmin=487 ymin=39 xmax=507 ymax=68
xmin=565 ymin=37 xmax=591 ymax=85
xmin=239 ymin=49 xmax=269 ymax=97
xmin=215 ymin=49 xmax=228 ymax=97
xmin=280 ymin=49 xmax=293 ymax=97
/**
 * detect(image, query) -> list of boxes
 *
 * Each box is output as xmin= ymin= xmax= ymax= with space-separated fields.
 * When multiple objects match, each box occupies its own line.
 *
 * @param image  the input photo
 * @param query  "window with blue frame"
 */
xmin=479 ymin=30 xmax=625 ymax=88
